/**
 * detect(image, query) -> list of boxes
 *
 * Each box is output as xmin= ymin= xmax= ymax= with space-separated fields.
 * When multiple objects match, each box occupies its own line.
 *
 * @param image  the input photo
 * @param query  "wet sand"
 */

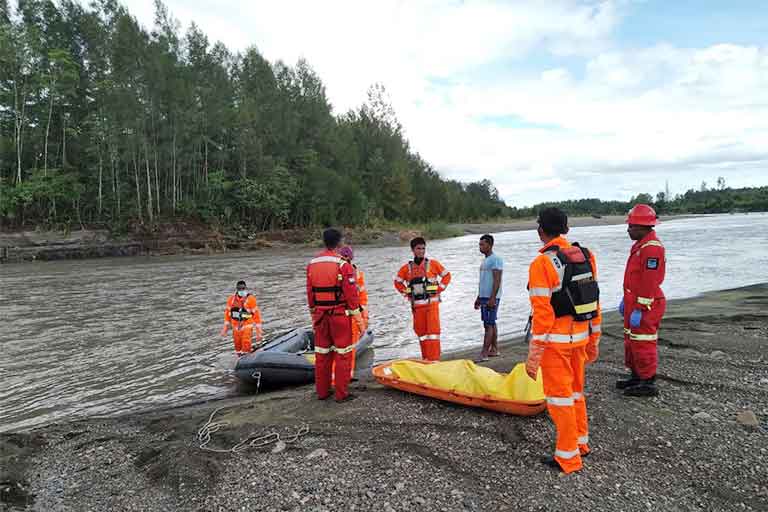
xmin=2 ymin=284 xmax=766 ymax=511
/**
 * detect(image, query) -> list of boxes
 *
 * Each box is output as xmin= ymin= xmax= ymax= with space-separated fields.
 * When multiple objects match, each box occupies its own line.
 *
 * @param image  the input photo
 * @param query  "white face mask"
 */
xmin=237 ymin=290 xmax=247 ymax=297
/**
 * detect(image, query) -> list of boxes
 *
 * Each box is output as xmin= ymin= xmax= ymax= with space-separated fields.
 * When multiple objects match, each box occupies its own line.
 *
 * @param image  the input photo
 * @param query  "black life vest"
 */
xmin=230 ymin=294 xmax=254 ymax=321
xmin=545 ymin=243 xmax=600 ymax=321
xmin=407 ymin=259 xmax=439 ymax=301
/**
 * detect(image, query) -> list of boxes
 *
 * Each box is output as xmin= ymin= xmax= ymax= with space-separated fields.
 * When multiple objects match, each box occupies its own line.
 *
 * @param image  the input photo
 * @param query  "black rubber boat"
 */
xmin=234 ymin=327 xmax=375 ymax=389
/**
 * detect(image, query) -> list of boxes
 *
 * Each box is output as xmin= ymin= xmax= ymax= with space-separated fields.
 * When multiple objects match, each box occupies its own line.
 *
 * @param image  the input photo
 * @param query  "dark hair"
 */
xmin=480 ymin=234 xmax=494 ymax=246
xmin=537 ymin=207 xmax=569 ymax=236
xmin=323 ymin=228 xmax=343 ymax=249
xmin=410 ymin=237 xmax=426 ymax=249
xmin=236 ymin=280 xmax=247 ymax=288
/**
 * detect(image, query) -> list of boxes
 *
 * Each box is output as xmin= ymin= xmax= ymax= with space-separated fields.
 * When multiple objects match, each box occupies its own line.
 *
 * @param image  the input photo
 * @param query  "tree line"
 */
xmin=0 ymin=0 xmax=509 ymax=232
xmin=509 ymin=182 xmax=768 ymax=219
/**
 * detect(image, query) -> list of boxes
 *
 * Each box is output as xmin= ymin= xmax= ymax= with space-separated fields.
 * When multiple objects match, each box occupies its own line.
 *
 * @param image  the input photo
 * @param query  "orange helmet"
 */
xmin=626 ymin=204 xmax=658 ymax=226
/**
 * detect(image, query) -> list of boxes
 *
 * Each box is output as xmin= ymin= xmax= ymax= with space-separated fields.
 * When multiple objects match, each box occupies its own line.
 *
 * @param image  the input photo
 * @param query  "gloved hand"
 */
xmin=254 ymin=325 xmax=263 ymax=342
xmin=525 ymin=342 xmax=545 ymax=380
xmin=618 ymin=298 xmax=625 ymax=316
xmin=586 ymin=341 xmax=599 ymax=364
xmin=219 ymin=324 xmax=229 ymax=337
xmin=630 ymin=309 xmax=642 ymax=328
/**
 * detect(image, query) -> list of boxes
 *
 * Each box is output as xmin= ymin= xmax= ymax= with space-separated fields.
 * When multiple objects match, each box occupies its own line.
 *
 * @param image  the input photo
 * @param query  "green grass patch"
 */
xmin=422 ymin=221 xmax=464 ymax=239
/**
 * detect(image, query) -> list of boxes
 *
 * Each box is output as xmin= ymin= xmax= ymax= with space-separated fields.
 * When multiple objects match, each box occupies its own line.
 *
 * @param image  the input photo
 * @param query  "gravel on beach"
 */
xmin=2 ymin=284 xmax=766 ymax=511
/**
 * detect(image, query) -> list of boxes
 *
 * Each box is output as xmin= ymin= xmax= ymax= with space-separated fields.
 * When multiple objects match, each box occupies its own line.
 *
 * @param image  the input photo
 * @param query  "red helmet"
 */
xmin=626 ymin=204 xmax=658 ymax=226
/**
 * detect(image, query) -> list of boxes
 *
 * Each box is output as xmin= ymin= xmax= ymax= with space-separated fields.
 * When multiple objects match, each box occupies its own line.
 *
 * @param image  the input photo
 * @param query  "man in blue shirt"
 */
xmin=474 ymin=234 xmax=503 ymax=361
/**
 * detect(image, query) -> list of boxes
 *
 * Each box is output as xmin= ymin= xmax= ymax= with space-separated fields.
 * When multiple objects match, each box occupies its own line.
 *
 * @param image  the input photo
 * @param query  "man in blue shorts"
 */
xmin=474 ymin=234 xmax=503 ymax=362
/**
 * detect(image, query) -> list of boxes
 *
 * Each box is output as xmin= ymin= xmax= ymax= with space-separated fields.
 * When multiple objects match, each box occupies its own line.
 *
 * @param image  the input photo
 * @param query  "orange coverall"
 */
xmin=394 ymin=258 xmax=451 ymax=361
xmin=334 ymin=266 xmax=369 ymax=382
xmin=525 ymin=236 xmax=601 ymax=474
xmin=224 ymin=294 xmax=262 ymax=353
xmin=307 ymin=250 xmax=363 ymax=401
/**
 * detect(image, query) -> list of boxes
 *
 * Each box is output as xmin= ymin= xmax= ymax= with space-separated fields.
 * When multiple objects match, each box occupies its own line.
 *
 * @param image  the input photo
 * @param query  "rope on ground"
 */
xmin=197 ymin=406 xmax=310 ymax=453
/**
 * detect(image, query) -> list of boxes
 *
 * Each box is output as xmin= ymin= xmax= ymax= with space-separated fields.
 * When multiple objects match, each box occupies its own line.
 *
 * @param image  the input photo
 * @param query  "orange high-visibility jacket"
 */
xmin=355 ymin=266 xmax=368 ymax=307
xmin=394 ymin=258 xmax=451 ymax=307
xmin=528 ymin=236 xmax=600 ymax=348
xmin=623 ymin=231 xmax=665 ymax=312
xmin=225 ymin=294 xmax=262 ymax=328
xmin=306 ymin=250 xmax=361 ymax=313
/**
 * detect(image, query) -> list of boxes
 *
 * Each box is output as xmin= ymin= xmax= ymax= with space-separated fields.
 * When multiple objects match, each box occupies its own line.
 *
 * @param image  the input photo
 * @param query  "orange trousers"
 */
xmin=313 ymin=310 xmax=354 ymax=401
xmin=413 ymin=303 xmax=441 ymax=361
xmin=232 ymin=324 xmax=253 ymax=353
xmin=541 ymin=343 xmax=590 ymax=474
xmin=332 ymin=310 xmax=368 ymax=383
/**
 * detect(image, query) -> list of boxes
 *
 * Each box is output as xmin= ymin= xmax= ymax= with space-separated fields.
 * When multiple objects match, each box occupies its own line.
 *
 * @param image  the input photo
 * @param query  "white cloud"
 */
xmin=126 ymin=1 xmax=768 ymax=206
xmin=405 ymin=42 xmax=768 ymax=204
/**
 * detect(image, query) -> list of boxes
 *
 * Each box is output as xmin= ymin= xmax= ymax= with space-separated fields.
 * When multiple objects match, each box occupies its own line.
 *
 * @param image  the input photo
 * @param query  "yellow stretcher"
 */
xmin=373 ymin=359 xmax=546 ymax=416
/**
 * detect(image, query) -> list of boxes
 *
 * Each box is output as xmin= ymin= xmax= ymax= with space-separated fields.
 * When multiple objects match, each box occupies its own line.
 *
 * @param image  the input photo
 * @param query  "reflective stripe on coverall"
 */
xmin=393 ymin=259 xmax=451 ymax=361
xmin=527 ymin=236 xmax=601 ymax=473
xmin=307 ymin=251 xmax=362 ymax=400
xmin=623 ymin=231 xmax=666 ymax=379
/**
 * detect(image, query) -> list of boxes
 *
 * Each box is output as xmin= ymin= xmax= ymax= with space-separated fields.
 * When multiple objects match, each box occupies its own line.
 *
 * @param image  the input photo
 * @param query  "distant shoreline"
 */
xmin=0 ymin=213 xmax=706 ymax=264
xmin=450 ymin=213 xmax=698 ymax=235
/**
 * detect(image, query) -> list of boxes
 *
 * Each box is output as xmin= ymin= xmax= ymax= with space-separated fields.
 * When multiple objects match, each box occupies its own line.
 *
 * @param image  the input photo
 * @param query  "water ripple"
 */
xmin=1 ymin=213 xmax=766 ymax=431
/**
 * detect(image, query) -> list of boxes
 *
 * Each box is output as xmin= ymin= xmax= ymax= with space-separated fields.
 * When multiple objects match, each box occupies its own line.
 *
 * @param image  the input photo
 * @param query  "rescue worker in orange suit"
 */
xmin=307 ymin=229 xmax=366 ymax=402
xmin=618 ymin=204 xmax=666 ymax=397
xmin=332 ymin=245 xmax=369 ymax=381
xmin=220 ymin=280 xmax=263 ymax=357
xmin=394 ymin=237 xmax=452 ymax=361
xmin=525 ymin=208 xmax=601 ymax=474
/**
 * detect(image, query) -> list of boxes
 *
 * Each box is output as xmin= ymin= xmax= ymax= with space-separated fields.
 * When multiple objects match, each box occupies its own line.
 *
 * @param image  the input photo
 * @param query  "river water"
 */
xmin=1 ymin=213 xmax=766 ymax=432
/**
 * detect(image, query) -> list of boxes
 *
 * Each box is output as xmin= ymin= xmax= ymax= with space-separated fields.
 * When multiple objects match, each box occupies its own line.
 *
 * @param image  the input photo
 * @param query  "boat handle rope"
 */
xmin=251 ymin=371 xmax=262 ymax=394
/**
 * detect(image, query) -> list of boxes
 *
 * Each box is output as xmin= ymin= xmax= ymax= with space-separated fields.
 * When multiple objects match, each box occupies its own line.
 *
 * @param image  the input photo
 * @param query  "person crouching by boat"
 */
xmin=220 ymin=280 xmax=263 ymax=357
xmin=525 ymin=208 xmax=601 ymax=474
xmin=307 ymin=229 xmax=365 ymax=402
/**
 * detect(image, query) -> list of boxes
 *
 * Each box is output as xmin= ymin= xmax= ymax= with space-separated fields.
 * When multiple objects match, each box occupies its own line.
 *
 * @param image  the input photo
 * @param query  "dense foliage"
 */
xmin=509 ymin=183 xmax=768 ymax=219
xmin=0 ymin=0 xmax=509 ymax=230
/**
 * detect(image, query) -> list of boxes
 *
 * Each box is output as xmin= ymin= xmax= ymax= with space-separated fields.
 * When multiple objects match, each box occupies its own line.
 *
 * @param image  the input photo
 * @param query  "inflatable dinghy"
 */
xmin=373 ymin=359 xmax=546 ymax=416
xmin=235 ymin=327 xmax=374 ymax=388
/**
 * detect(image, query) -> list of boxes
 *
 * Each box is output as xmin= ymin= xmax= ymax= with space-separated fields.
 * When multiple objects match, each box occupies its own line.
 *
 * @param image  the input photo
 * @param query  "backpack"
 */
xmin=544 ymin=243 xmax=600 ymax=321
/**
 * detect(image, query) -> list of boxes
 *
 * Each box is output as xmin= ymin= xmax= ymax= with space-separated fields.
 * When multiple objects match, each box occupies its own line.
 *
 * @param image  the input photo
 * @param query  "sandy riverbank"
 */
xmin=0 ymin=215 xmax=693 ymax=263
xmin=2 ymin=284 xmax=766 ymax=511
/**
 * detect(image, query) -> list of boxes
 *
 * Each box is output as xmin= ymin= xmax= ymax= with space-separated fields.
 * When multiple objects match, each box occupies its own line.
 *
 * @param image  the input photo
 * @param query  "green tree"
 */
xmin=0 ymin=0 xmax=511 ymax=230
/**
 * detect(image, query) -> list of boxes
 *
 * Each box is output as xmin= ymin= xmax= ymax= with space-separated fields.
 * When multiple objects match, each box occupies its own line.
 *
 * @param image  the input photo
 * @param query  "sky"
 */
xmin=128 ymin=0 xmax=768 ymax=207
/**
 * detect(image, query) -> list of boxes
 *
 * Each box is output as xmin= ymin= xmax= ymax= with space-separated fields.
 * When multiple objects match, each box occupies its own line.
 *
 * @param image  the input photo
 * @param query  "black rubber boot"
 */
xmin=623 ymin=378 xmax=659 ymax=397
xmin=540 ymin=456 xmax=562 ymax=471
xmin=616 ymin=373 xmax=641 ymax=390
